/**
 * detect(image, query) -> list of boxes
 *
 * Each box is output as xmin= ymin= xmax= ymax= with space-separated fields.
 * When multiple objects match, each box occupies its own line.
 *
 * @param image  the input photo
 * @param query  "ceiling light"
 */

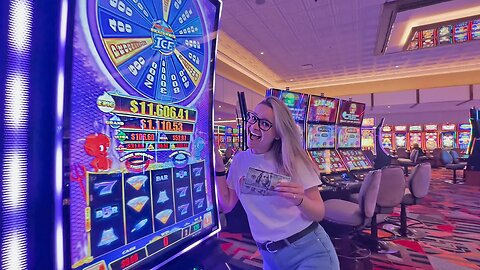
xmin=395 ymin=65 xmax=399 ymax=68
xmin=218 ymin=105 xmax=222 ymax=108
xmin=289 ymin=79 xmax=294 ymax=82
xmin=260 ymin=52 xmax=264 ymax=55
xmin=218 ymin=117 xmax=222 ymax=120
xmin=387 ymin=105 xmax=391 ymax=108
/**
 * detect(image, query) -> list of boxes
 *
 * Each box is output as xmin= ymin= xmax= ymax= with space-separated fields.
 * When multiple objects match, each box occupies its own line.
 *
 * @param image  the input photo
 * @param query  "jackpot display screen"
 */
xmin=337 ymin=101 xmax=365 ymax=126
xmin=267 ymin=89 xmax=309 ymax=122
xmin=307 ymin=96 xmax=338 ymax=123
xmin=338 ymin=149 xmax=373 ymax=171
xmin=67 ymin=1 xmax=221 ymax=269
xmin=308 ymin=150 xmax=347 ymax=174
xmin=337 ymin=126 xmax=361 ymax=148
xmin=307 ymin=124 xmax=335 ymax=149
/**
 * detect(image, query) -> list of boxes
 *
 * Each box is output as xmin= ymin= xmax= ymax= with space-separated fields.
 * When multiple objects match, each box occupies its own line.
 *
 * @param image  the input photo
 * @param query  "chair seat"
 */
xmin=445 ymin=163 xmax=465 ymax=170
xmin=397 ymin=158 xmax=415 ymax=165
xmin=324 ymin=199 xmax=364 ymax=227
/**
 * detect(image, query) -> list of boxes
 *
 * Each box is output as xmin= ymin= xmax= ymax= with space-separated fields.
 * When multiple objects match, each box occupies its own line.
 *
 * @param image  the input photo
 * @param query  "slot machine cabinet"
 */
xmin=393 ymin=125 xmax=408 ymax=150
xmin=424 ymin=124 xmax=440 ymax=153
xmin=2 ymin=0 xmax=225 ymax=269
xmin=381 ymin=125 xmax=393 ymax=153
xmin=458 ymin=123 xmax=472 ymax=154
xmin=361 ymin=117 xmax=375 ymax=155
xmin=336 ymin=100 xmax=372 ymax=181
xmin=408 ymin=125 xmax=424 ymax=150
xmin=441 ymin=124 xmax=457 ymax=149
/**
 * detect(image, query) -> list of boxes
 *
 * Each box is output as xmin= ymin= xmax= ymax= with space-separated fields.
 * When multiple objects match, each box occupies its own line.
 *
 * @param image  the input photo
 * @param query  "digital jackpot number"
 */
xmin=129 ymin=100 xmax=190 ymax=120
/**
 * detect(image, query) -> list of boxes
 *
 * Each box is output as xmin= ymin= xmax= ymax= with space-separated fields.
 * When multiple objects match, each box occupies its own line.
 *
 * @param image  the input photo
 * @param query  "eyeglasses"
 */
xmin=246 ymin=112 xmax=273 ymax=131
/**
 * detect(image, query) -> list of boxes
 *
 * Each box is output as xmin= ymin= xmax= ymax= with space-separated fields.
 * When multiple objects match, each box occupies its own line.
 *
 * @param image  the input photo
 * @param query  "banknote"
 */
xmin=240 ymin=167 xmax=291 ymax=196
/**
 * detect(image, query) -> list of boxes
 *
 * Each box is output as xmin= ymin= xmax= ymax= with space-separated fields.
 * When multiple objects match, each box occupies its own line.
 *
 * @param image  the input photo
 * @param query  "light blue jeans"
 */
xmin=259 ymin=225 xmax=340 ymax=270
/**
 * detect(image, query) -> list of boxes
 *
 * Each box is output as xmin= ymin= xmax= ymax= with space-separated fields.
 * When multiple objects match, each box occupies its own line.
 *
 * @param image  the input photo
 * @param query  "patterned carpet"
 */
xmin=217 ymin=168 xmax=480 ymax=270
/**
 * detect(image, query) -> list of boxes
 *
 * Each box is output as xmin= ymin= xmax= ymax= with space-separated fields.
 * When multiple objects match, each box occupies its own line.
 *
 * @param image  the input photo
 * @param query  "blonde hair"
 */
xmin=260 ymin=96 xmax=318 ymax=181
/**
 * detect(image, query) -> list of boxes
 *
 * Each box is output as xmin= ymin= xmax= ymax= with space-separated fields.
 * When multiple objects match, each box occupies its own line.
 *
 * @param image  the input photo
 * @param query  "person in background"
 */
xmin=412 ymin=143 xmax=425 ymax=156
xmin=214 ymin=96 xmax=339 ymax=270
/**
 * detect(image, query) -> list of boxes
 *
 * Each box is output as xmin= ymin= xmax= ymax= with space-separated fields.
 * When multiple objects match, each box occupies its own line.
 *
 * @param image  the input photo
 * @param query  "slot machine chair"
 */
xmin=430 ymin=148 xmax=443 ymax=168
xmin=322 ymin=170 xmax=381 ymax=257
xmin=441 ymin=149 xmax=466 ymax=184
xmin=349 ymin=166 xmax=405 ymax=253
xmin=396 ymin=149 xmax=419 ymax=176
xmin=383 ymin=163 xmax=431 ymax=239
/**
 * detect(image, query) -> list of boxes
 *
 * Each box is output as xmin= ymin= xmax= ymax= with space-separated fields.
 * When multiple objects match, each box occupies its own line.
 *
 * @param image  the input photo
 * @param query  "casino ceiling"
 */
xmin=215 ymin=0 xmax=480 ymax=97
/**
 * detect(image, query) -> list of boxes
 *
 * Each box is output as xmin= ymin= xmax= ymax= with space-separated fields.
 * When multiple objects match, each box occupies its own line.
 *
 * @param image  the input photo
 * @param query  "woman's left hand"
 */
xmin=274 ymin=181 xmax=304 ymax=205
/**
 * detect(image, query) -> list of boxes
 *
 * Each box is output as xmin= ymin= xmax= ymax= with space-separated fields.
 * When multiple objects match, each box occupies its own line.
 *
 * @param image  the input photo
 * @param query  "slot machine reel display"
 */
xmin=381 ymin=125 xmax=393 ymax=153
xmin=361 ymin=117 xmax=375 ymax=154
xmin=441 ymin=124 xmax=457 ymax=149
xmin=409 ymin=125 xmax=423 ymax=149
xmin=458 ymin=123 xmax=472 ymax=154
xmin=424 ymin=124 xmax=440 ymax=153
xmin=394 ymin=125 xmax=408 ymax=150
xmin=67 ymin=1 xmax=221 ymax=269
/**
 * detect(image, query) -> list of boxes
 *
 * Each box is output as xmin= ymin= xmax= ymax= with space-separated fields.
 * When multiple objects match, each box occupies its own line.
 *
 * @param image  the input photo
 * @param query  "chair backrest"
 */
xmin=377 ymin=166 xmax=406 ymax=208
xmin=358 ymin=170 xmax=382 ymax=219
xmin=449 ymin=150 xmax=460 ymax=164
xmin=396 ymin=148 xmax=408 ymax=158
xmin=410 ymin=149 xmax=419 ymax=163
xmin=408 ymin=163 xmax=431 ymax=199
xmin=440 ymin=149 xmax=453 ymax=165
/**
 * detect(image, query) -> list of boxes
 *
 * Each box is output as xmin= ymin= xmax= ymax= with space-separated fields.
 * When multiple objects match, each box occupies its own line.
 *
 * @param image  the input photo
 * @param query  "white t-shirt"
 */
xmin=226 ymin=149 xmax=321 ymax=243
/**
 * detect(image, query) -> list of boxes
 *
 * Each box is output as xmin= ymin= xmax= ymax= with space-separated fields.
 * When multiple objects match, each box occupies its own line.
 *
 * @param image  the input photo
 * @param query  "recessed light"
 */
xmin=289 ymin=79 xmax=294 ymax=82
xmin=218 ymin=117 xmax=222 ymax=120
xmin=218 ymin=105 xmax=222 ymax=108
xmin=387 ymin=105 xmax=391 ymax=108
xmin=395 ymin=65 xmax=399 ymax=68
xmin=260 ymin=52 xmax=264 ymax=55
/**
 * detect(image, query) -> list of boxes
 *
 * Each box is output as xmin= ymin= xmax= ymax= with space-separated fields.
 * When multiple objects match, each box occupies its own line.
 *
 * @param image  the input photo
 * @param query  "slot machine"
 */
xmin=336 ymin=100 xmax=373 ymax=181
xmin=381 ymin=125 xmax=393 ymax=153
xmin=361 ymin=117 xmax=375 ymax=155
xmin=306 ymin=96 xmax=346 ymax=181
xmin=440 ymin=124 xmax=457 ymax=149
xmin=408 ymin=125 xmax=424 ymax=149
xmin=458 ymin=123 xmax=471 ymax=154
xmin=0 ymin=0 xmax=225 ymax=269
xmin=266 ymin=89 xmax=309 ymax=148
xmin=393 ymin=125 xmax=408 ymax=150
xmin=424 ymin=124 xmax=440 ymax=153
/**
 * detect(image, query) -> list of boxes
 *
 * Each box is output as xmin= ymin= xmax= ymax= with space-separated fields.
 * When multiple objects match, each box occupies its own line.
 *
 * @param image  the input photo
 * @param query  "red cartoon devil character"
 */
xmin=84 ymin=133 xmax=112 ymax=171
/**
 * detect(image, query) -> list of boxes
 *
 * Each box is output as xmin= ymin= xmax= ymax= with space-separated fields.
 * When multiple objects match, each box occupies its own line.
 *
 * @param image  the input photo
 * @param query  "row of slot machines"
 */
xmin=380 ymin=123 xmax=471 ymax=153
xmin=266 ymin=89 xmax=373 ymax=196
xmin=213 ymin=125 xmax=242 ymax=152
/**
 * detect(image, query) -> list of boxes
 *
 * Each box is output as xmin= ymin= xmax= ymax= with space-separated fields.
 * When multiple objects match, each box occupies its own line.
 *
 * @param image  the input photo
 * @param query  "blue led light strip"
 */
xmin=2 ymin=0 xmax=32 ymax=269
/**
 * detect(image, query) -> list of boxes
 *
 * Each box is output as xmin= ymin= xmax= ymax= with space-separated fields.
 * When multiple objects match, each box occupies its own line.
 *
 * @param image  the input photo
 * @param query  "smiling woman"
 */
xmin=214 ymin=96 xmax=340 ymax=270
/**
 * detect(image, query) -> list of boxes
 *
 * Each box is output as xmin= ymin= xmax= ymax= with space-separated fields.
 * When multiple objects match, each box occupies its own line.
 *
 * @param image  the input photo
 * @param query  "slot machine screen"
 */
xmin=67 ymin=1 xmax=222 ymax=269
xmin=308 ymin=150 xmax=347 ymax=174
xmin=338 ymin=149 xmax=373 ymax=171
xmin=307 ymin=124 xmax=335 ymax=149
xmin=337 ymin=101 xmax=365 ymax=126
xmin=307 ymin=96 xmax=338 ymax=123
xmin=337 ymin=126 xmax=361 ymax=148
xmin=267 ymin=89 xmax=309 ymax=122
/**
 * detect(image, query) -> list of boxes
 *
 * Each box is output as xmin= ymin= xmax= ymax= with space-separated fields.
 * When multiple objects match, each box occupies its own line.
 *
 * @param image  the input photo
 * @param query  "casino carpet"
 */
xmin=217 ymin=168 xmax=480 ymax=270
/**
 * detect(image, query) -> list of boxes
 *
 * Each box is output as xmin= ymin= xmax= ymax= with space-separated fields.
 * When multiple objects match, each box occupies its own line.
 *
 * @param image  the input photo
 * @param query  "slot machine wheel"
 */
xmin=86 ymin=0 xmax=211 ymax=104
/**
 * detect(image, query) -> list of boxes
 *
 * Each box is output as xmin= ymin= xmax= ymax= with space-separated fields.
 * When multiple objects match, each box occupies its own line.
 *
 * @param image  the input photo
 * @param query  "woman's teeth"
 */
xmin=249 ymin=131 xmax=261 ymax=140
